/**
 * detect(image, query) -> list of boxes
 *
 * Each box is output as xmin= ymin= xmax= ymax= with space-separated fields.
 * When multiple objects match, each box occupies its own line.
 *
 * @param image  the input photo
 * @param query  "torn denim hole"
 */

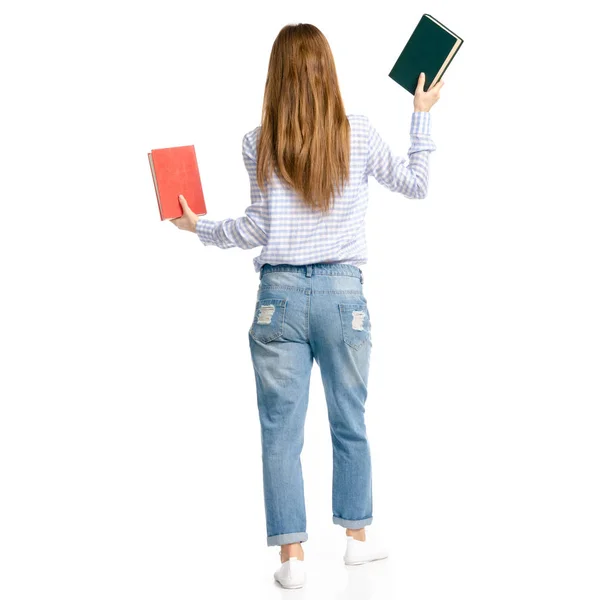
xmin=257 ymin=304 xmax=276 ymax=325
xmin=351 ymin=310 xmax=366 ymax=331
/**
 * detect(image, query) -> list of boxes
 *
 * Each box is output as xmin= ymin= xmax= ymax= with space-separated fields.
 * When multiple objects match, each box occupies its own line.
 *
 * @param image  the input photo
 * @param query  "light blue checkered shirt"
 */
xmin=195 ymin=111 xmax=436 ymax=272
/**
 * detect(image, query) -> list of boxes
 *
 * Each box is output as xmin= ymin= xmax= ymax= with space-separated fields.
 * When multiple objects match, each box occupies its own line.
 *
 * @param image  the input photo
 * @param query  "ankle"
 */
xmin=346 ymin=527 xmax=366 ymax=541
xmin=280 ymin=542 xmax=304 ymax=562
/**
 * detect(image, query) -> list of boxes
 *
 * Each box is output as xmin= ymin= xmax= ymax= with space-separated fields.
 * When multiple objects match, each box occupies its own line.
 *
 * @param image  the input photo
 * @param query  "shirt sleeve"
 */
xmin=365 ymin=111 xmax=436 ymax=199
xmin=195 ymin=131 xmax=269 ymax=249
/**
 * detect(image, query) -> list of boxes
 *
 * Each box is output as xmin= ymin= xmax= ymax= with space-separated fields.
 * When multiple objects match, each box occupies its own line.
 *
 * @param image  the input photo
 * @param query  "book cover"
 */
xmin=389 ymin=13 xmax=464 ymax=95
xmin=148 ymin=145 xmax=207 ymax=221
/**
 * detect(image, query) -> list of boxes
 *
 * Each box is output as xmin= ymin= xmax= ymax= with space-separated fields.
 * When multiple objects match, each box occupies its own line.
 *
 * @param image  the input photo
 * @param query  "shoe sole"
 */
xmin=344 ymin=555 xmax=389 ymax=566
xmin=274 ymin=578 xmax=305 ymax=589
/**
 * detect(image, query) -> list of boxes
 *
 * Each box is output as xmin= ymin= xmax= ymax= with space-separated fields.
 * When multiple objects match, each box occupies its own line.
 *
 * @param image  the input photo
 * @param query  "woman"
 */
xmin=172 ymin=23 xmax=443 ymax=589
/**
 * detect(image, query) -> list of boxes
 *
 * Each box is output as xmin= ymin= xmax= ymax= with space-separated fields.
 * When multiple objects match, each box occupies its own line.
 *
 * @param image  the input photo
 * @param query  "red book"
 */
xmin=148 ymin=145 xmax=207 ymax=221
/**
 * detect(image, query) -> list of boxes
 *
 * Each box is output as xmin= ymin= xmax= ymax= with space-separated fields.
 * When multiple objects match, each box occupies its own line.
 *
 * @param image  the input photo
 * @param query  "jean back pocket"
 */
xmin=339 ymin=302 xmax=371 ymax=350
xmin=249 ymin=298 xmax=287 ymax=343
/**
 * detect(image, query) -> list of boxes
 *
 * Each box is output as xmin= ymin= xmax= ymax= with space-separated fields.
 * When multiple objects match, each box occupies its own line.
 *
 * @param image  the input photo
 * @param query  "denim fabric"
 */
xmin=248 ymin=262 xmax=373 ymax=547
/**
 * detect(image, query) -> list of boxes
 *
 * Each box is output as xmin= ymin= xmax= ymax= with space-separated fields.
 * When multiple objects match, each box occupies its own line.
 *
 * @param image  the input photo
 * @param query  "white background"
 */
xmin=1 ymin=0 xmax=599 ymax=598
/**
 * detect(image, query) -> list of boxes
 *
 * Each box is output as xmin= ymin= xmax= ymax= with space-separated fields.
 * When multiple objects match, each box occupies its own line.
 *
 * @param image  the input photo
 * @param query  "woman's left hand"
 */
xmin=170 ymin=194 xmax=199 ymax=232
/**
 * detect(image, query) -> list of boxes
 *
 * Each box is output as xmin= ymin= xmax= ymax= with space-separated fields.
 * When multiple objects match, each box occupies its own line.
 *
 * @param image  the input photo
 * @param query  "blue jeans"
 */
xmin=248 ymin=263 xmax=373 ymax=547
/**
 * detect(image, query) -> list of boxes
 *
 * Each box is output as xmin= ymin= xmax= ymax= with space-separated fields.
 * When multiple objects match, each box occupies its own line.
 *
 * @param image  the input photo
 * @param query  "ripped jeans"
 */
xmin=248 ymin=263 xmax=373 ymax=547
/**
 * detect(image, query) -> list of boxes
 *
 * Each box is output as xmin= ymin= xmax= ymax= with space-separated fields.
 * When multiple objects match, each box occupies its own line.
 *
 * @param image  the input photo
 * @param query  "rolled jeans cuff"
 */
xmin=267 ymin=531 xmax=308 ymax=547
xmin=332 ymin=515 xmax=373 ymax=528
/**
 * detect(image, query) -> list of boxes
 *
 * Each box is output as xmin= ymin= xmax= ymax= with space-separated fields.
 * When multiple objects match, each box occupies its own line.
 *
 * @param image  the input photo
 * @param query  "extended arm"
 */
xmin=195 ymin=132 xmax=268 ymax=249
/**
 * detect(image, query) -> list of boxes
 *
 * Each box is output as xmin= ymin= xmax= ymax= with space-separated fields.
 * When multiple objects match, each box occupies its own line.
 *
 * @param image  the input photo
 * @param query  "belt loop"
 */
xmin=359 ymin=269 xmax=364 ymax=284
xmin=259 ymin=268 xmax=264 ymax=280
xmin=305 ymin=264 xmax=312 ymax=278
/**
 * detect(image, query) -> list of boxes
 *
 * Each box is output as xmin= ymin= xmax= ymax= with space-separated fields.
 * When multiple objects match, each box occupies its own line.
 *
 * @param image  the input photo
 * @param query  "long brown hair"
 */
xmin=256 ymin=23 xmax=351 ymax=215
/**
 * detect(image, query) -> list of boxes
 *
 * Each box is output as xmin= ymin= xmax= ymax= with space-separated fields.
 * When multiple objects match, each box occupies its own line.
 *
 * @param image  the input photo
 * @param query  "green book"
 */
xmin=389 ymin=13 xmax=464 ymax=95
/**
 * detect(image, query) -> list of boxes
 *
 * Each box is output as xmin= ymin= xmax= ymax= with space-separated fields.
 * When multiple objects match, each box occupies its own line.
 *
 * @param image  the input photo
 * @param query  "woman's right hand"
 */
xmin=414 ymin=72 xmax=444 ymax=112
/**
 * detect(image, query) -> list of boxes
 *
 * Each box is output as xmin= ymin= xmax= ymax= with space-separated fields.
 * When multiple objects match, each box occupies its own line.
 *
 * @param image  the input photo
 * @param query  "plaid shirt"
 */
xmin=195 ymin=111 xmax=436 ymax=272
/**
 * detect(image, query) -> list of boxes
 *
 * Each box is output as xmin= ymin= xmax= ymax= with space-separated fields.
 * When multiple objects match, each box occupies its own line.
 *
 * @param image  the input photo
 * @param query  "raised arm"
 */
xmin=365 ymin=111 xmax=436 ymax=199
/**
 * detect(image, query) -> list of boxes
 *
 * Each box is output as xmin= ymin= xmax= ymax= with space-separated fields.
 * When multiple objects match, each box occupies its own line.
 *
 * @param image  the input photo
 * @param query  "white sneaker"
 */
xmin=344 ymin=534 xmax=389 ymax=565
xmin=274 ymin=556 xmax=306 ymax=589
